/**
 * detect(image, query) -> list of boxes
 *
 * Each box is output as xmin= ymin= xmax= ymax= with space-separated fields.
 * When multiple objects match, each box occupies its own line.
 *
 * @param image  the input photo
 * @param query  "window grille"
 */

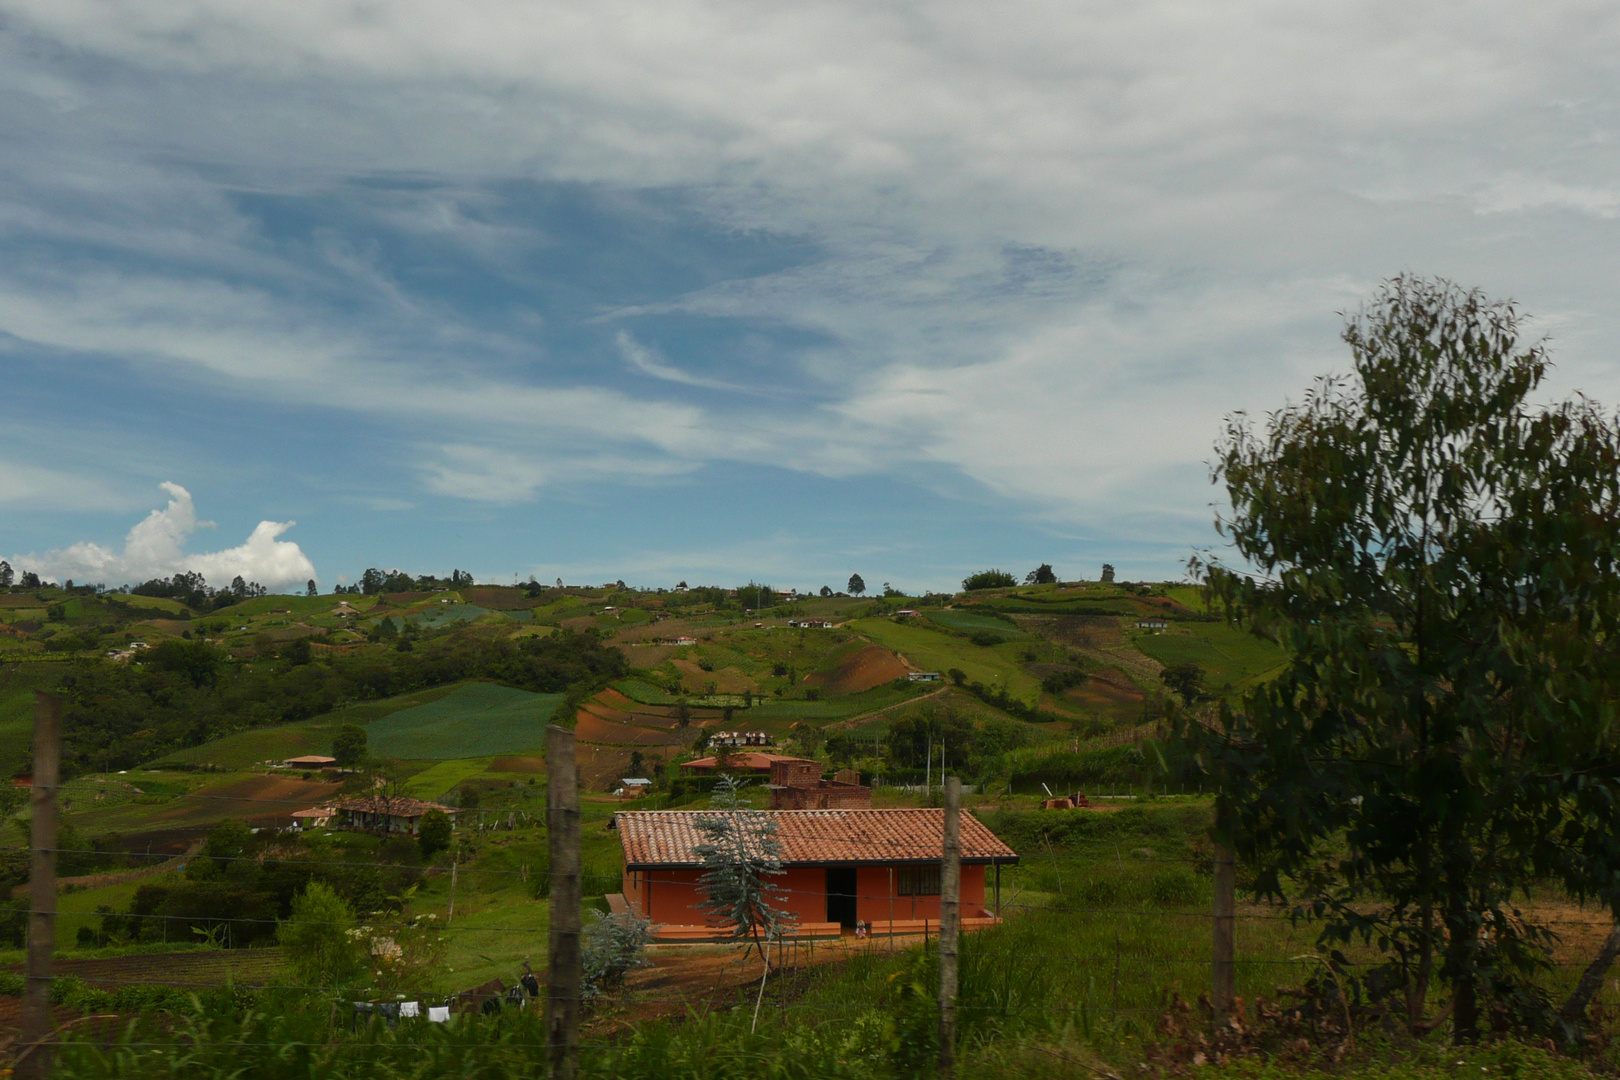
xmin=896 ymin=864 xmax=941 ymax=896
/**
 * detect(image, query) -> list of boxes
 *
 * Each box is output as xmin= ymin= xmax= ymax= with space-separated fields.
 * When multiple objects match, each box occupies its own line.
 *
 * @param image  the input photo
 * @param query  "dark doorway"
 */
xmin=826 ymin=866 xmax=858 ymax=927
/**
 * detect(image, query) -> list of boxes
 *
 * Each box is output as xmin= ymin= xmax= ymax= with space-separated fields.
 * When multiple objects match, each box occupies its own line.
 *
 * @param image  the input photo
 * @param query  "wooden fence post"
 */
xmin=939 ymin=775 xmax=961 ymax=1076
xmin=546 ymin=725 xmax=582 ymax=1080
xmin=18 ymin=693 xmax=61 ymax=1080
xmin=1212 ymin=841 xmax=1236 ymax=1024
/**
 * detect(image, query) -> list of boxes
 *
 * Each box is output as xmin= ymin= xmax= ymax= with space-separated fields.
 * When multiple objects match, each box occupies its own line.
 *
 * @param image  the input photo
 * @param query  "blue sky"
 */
xmin=3 ymin=3 xmax=1620 ymax=592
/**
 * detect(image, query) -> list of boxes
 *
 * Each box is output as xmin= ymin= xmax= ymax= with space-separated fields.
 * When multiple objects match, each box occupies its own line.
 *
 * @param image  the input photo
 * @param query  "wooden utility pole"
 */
xmin=19 ymin=693 xmax=61 ymax=1080
xmin=546 ymin=725 xmax=582 ymax=1080
xmin=939 ymin=775 xmax=961 ymax=1076
xmin=1212 ymin=840 xmax=1236 ymax=1024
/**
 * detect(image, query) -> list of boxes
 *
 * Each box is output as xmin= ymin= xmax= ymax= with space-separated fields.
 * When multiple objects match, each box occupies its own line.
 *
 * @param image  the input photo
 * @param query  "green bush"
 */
xmin=278 ymin=881 xmax=363 ymax=989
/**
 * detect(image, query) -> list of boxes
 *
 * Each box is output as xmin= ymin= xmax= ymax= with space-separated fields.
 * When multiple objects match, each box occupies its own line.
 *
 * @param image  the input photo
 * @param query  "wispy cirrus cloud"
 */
xmin=2 ymin=1 xmax=1620 ymax=585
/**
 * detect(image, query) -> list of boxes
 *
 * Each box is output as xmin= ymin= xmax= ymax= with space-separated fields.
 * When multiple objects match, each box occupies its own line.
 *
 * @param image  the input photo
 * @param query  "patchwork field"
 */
xmin=63 ymin=773 xmax=345 ymax=850
xmin=365 ymin=682 xmax=563 ymax=760
xmin=156 ymin=683 xmax=470 ymax=770
xmin=803 ymin=642 xmax=909 ymax=695
xmin=849 ymin=617 xmax=1042 ymax=699
xmin=1131 ymin=621 xmax=1286 ymax=691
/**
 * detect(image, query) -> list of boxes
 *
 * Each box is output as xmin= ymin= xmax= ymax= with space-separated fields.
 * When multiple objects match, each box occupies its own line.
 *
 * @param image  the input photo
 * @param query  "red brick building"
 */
xmin=766 ymin=758 xmax=871 ymax=809
xmin=613 ymin=808 xmax=1018 ymax=941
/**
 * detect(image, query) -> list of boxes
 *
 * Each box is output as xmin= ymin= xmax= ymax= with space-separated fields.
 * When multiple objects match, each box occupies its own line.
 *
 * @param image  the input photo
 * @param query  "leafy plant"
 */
xmin=582 ymin=909 xmax=653 ymax=1001
xmin=1185 ymin=276 xmax=1620 ymax=1042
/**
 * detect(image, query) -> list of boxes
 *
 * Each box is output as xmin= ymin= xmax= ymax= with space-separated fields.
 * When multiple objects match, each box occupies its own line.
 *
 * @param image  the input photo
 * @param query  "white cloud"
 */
xmin=4 ymin=0 xmax=1620 ymax=555
xmin=615 ymin=330 xmax=750 ymax=392
xmin=9 ymin=482 xmax=318 ymax=591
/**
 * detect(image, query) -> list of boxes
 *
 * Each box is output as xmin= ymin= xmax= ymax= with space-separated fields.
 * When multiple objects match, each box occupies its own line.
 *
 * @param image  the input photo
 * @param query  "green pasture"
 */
xmin=1160 ymin=584 xmax=1208 ymax=612
xmin=154 ymin=684 xmax=470 ymax=770
xmin=611 ymin=677 xmax=679 ymax=705
xmin=115 ymin=595 xmax=193 ymax=615
xmin=406 ymin=604 xmax=492 ymax=629
xmin=208 ymin=595 xmax=338 ymax=618
xmin=922 ymin=609 xmax=1029 ymax=639
xmin=849 ymin=618 xmax=1041 ymax=700
xmin=366 ymin=683 xmax=563 ymax=760
xmin=1131 ymin=622 xmax=1286 ymax=691
xmin=743 ymin=682 xmax=926 ymax=724
xmin=401 ymin=758 xmax=498 ymax=799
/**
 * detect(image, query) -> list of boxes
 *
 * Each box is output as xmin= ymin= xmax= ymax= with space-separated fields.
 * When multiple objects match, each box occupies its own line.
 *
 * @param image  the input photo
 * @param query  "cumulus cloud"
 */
xmin=9 ymin=483 xmax=318 ymax=591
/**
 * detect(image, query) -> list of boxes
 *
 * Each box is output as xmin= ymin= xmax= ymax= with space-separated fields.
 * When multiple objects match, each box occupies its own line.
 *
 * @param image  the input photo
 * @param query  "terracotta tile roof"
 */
xmin=680 ymin=753 xmax=817 ymax=773
xmin=333 ymin=795 xmax=459 ymax=817
xmin=291 ymin=806 xmax=336 ymax=819
xmin=616 ymin=808 xmax=1018 ymax=868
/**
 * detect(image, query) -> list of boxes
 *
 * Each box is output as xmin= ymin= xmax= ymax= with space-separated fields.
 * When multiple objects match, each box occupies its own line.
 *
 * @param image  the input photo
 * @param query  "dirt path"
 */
xmin=824 ymin=686 xmax=950 ymax=731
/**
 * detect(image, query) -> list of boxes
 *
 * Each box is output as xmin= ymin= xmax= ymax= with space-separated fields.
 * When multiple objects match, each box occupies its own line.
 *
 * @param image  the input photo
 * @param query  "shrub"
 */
xmin=418 ymin=810 xmax=453 ymax=859
xmin=582 ymin=910 xmax=653 ymax=1000
xmin=278 ymin=881 xmax=364 ymax=989
xmin=962 ymin=569 xmax=1017 ymax=591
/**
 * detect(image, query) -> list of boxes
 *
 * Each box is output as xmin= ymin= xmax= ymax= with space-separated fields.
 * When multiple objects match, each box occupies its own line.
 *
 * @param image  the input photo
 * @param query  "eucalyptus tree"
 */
xmin=693 ymin=775 xmax=795 ymax=1031
xmin=1183 ymin=276 xmax=1620 ymax=1042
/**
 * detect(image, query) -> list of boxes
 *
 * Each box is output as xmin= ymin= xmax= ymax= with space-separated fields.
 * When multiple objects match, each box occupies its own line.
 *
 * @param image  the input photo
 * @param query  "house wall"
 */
xmin=622 ymin=863 xmax=994 ymax=925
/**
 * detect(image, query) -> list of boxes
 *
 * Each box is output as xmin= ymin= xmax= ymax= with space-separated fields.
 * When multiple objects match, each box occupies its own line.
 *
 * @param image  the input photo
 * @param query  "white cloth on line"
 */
xmin=428 ymin=1006 xmax=450 ymax=1023
xmin=398 ymin=1001 xmax=420 ymax=1018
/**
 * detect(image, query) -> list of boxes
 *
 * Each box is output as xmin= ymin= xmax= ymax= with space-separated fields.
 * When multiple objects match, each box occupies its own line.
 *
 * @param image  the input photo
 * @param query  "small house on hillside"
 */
xmin=282 ymin=755 xmax=337 ymax=770
xmin=612 ymin=808 xmax=1018 ymax=941
xmin=708 ymin=730 xmax=773 ymax=748
xmin=679 ymin=752 xmax=817 ymax=776
xmin=333 ymin=795 xmax=460 ymax=835
xmin=907 ymin=671 xmax=941 ymax=682
xmin=290 ymin=806 xmax=336 ymax=830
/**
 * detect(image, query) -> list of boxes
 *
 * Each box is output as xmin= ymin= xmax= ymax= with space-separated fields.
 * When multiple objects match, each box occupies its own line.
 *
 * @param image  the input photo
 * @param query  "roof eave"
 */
xmin=625 ymin=855 xmax=1019 ymax=870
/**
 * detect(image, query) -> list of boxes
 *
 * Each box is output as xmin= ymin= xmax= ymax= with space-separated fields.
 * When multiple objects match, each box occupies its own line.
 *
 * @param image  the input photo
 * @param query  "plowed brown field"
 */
xmin=804 ymin=644 xmax=908 ymax=696
xmin=489 ymin=756 xmax=546 ymax=773
xmin=573 ymin=715 xmax=691 ymax=746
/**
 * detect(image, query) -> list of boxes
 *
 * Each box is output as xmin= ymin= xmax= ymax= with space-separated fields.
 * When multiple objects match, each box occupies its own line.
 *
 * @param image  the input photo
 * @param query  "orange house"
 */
xmin=613 ymin=808 xmax=1018 ymax=941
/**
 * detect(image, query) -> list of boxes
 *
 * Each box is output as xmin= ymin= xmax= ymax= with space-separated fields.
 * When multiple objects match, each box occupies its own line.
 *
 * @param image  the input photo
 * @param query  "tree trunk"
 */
xmin=1406 ymin=900 xmax=1434 ymax=1033
xmin=1451 ymin=975 xmax=1477 ymax=1045
xmin=1559 ymin=921 xmax=1620 ymax=1032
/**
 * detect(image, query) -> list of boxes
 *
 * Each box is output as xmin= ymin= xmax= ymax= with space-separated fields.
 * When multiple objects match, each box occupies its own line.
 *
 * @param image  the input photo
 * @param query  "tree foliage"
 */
xmin=1181 ymin=277 xmax=1620 ymax=1042
xmin=331 ymin=724 xmax=368 ymax=767
xmin=416 ymin=809 xmax=453 ymax=859
xmin=1158 ymin=662 xmax=1204 ymax=706
xmin=1025 ymin=563 xmax=1057 ymax=585
xmin=847 ymin=573 xmax=865 ymax=596
xmin=278 ymin=881 xmax=364 ymax=989
xmin=961 ymin=569 xmax=1016 ymax=591
xmin=582 ymin=909 xmax=653 ymax=1001
xmin=693 ymin=776 xmax=794 ymax=947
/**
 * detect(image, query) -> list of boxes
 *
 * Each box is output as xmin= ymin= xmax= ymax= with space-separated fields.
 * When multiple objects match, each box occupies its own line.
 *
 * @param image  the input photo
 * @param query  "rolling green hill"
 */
xmin=366 ymin=682 xmax=564 ymax=760
xmin=1131 ymin=622 xmax=1286 ymax=690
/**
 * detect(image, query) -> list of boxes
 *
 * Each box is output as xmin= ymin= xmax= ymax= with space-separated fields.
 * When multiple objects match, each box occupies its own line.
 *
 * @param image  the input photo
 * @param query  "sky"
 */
xmin=3 ymin=2 xmax=1620 ymax=594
